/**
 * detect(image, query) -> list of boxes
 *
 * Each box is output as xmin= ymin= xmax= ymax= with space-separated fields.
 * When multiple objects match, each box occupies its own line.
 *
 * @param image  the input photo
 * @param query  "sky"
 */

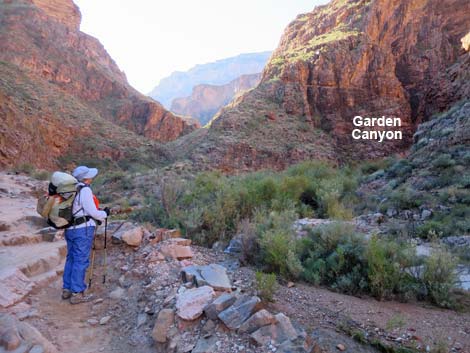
xmin=74 ymin=0 xmax=330 ymax=94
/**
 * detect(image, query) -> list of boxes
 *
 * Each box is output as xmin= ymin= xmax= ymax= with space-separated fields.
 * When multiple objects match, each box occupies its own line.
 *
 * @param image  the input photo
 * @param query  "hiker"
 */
xmin=62 ymin=166 xmax=110 ymax=304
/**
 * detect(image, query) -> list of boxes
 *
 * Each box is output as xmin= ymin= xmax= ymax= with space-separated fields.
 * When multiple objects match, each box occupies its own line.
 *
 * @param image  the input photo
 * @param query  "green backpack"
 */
xmin=37 ymin=172 xmax=80 ymax=229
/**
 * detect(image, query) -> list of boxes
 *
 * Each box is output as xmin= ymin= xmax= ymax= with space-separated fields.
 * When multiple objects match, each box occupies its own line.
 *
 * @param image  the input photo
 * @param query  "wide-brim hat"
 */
xmin=72 ymin=166 xmax=98 ymax=181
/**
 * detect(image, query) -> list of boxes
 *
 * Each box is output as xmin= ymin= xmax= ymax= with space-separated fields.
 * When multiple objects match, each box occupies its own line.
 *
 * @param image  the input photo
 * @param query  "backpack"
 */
xmin=37 ymin=171 xmax=82 ymax=229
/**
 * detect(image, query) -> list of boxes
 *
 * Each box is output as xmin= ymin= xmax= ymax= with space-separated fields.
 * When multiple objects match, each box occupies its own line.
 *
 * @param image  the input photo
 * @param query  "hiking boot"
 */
xmin=70 ymin=292 xmax=94 ymax=305
xmin=61 ymin=289 xmax=72 ymax=300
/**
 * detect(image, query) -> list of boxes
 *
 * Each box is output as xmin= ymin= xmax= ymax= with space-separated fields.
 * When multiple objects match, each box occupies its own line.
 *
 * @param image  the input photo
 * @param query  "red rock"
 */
xmin=160 ymin=244 xmax=193 ymax=260
xmin=152 ymin=309 xmax=174 ymax=343
xmin=171 ymin=74 xmax=261 ymax=126
xmin=166 ymin=238 xmax=192 ymax=246
xmin=177 ymin=0 xmax=470 ymax=172
xmin=0 ymin=0 xmax=199 ymax=168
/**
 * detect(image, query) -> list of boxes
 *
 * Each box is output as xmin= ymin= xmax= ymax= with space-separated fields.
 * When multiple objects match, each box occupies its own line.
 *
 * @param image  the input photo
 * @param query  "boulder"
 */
xmin=224 ymin=235 xmax=243 ymax=255
xmin=152 ymin=309 xmax=174 ymax=343
xmin=0 ymin=314 xmax=58 ymax=353
xmin=176 ymin=286 xmax=215 ymax=321
xmin=250 ymin=313 xmax=299 ymax=346
xmin=218 ymin=295 xmax=260 ymax=330
xmin=421 ymin=209 xmax=432 ymax=220
xmin=161 ymin=244 xmax=193 ymax=260
xmin=204 ymin=293 xmax=236 ymax=320
xmin=181 ymin=264 xmax=232 ymax=291
xmin=0 ymin=267 xmax=33 ymax=308
xmin=111 ymin=222 xmax=140 ymax=245
xmin=121 ymin=227 xmax=143 ymax=247
xmin=238 ymin=309 xmax=277 ymax=334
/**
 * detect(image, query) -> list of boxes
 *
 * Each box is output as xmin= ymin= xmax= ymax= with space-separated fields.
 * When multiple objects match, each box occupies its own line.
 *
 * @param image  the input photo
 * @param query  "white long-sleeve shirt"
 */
xmin=71 ymin=183 xmax=107 ymax=229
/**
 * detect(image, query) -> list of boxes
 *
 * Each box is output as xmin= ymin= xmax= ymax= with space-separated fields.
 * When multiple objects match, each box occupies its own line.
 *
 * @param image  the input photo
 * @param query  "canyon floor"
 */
xmin=0 ymin=172 xmax=469 ymax=353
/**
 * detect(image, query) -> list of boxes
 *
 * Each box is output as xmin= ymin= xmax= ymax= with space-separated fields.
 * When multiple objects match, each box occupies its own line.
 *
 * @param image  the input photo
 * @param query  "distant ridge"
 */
xmin=148 ymin=51 xmax=272 ymax=109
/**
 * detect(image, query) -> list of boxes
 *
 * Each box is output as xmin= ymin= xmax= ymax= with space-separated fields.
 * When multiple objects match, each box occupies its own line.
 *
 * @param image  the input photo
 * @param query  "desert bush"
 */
xmin=389 ymin=187 xmax=423 ymax=210
xmin=13 ymin=162 xmax=35 ymax=175
xmin=298 ymin=222 xmax=369 ymax=294
xmin=258 ymin=209 xmax=301 ymax=278
xmin=422 ymin=246 xmax=457 ymax=308
xmin=387 ymin=159 xmax=413 ymax=179
xmin=366 ymin=237 xmax=415 ymax=300
xmin=432 ymin=153 xmax=455 ymax=170
xmin=255 ymin=271 xmax=278 ymax=302
xmin=32 ymin=169 xmax=50 ymax=180
xmin=236 ymin=218 xmax=259 ymax=265
xmin=136 ymin=161 xmax=358 ymax=247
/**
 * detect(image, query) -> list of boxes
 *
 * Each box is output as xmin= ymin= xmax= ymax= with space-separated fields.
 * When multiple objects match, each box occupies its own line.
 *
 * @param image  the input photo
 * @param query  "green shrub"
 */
xmin=32 ymin=170 xmax=50 ymax=180
xmin=432 ymin=154 xmax=455 ymax=169
xmin=387 ymin=159 xmax=413 ymax=179
xmin=299 ymin=222 xmax=369 ymax=294
xmin=366 ymin=237 xmax=416 ymax=300
xmin=389 ymin=187 xmax=423 ymax=209
xmin=13 ymin=163 xmax=35 ymax=175
xmin=135 ymin=161 xmax=358 ymax=247
xmin=422 ymin=247 xmax=457 ymax=308
xmin=258 ymin=209 xmax=301 ymax=278
xmin=255 ymin=271 xmax=278 ymax=302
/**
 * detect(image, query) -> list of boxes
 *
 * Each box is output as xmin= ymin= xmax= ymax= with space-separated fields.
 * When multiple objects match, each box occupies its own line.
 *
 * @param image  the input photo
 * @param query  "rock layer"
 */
xmin=0 ymin=0 xmax=198 ymax=168
xmin=176 ymin=0 xmax=470 ymax=172
xmin=171 ymin=74 xmax=261 ymax=126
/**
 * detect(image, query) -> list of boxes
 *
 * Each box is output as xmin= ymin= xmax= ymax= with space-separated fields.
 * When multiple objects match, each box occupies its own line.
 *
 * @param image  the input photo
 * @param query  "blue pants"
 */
xmin=63 ymin=226 xmax=95 ymax=293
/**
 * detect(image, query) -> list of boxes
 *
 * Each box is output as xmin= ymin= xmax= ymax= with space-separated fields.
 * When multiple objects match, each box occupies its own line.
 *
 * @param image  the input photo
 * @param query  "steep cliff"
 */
xmin=174 ymin=0 xmax=470 ymax=172
xmin=0 ymin=0 xmax=198 ymax=168
xmin=149 ymin=52 xmax=271 ymax=108
xmin=171 ymin=74 xmax=261 ymax=126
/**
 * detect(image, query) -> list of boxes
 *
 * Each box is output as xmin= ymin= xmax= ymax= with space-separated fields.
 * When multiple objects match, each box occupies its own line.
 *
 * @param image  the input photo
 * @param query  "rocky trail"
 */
xmin=1 ymin=172 xmax=469 ymax=353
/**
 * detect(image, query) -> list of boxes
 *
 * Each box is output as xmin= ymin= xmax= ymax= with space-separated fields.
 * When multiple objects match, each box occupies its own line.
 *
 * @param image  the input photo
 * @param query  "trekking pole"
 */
xmin=102 ymin=217 xmax=108 ymax=284
xmin=88 ymin=229 xmax=96 ymax=289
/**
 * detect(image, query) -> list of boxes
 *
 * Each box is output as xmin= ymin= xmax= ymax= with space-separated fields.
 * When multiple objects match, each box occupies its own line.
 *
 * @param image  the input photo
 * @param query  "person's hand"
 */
xmin=103 ymin=207 xmax=110 ymax=217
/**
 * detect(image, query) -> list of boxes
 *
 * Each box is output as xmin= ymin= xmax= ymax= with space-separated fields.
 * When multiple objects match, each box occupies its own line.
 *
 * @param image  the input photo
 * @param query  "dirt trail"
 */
xmin=0 ymin=172 xmax=129 ymax=353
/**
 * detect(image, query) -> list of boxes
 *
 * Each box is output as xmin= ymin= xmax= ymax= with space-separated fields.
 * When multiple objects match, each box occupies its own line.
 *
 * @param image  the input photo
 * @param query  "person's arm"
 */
xmin=80 ymin=187 xmax=107 ymax=221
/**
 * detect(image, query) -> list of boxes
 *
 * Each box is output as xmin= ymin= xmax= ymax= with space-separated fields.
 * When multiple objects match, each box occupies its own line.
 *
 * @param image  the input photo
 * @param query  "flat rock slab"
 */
xmin=238 ymin=309 xmax=277 ymax=334
xmin=204 ymin=293 xmax=236 ymax=320
xmin=161 ymin=244 xmax=193 ymax=260
xmin=176 ymin=286 xmax=215 ymax=321
xmin=182 ymin=264 xmax=232 ymax=291
xmin=218 ymin=295 xmax=260 ymax=330
xmin=0 ymin=267 xmax=33 ymax=308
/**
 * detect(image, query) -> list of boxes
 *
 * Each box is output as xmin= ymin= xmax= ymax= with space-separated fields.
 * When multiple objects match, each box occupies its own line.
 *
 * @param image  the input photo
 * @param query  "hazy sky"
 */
xmin=74 ymin=0 xmax=330 ymax=94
